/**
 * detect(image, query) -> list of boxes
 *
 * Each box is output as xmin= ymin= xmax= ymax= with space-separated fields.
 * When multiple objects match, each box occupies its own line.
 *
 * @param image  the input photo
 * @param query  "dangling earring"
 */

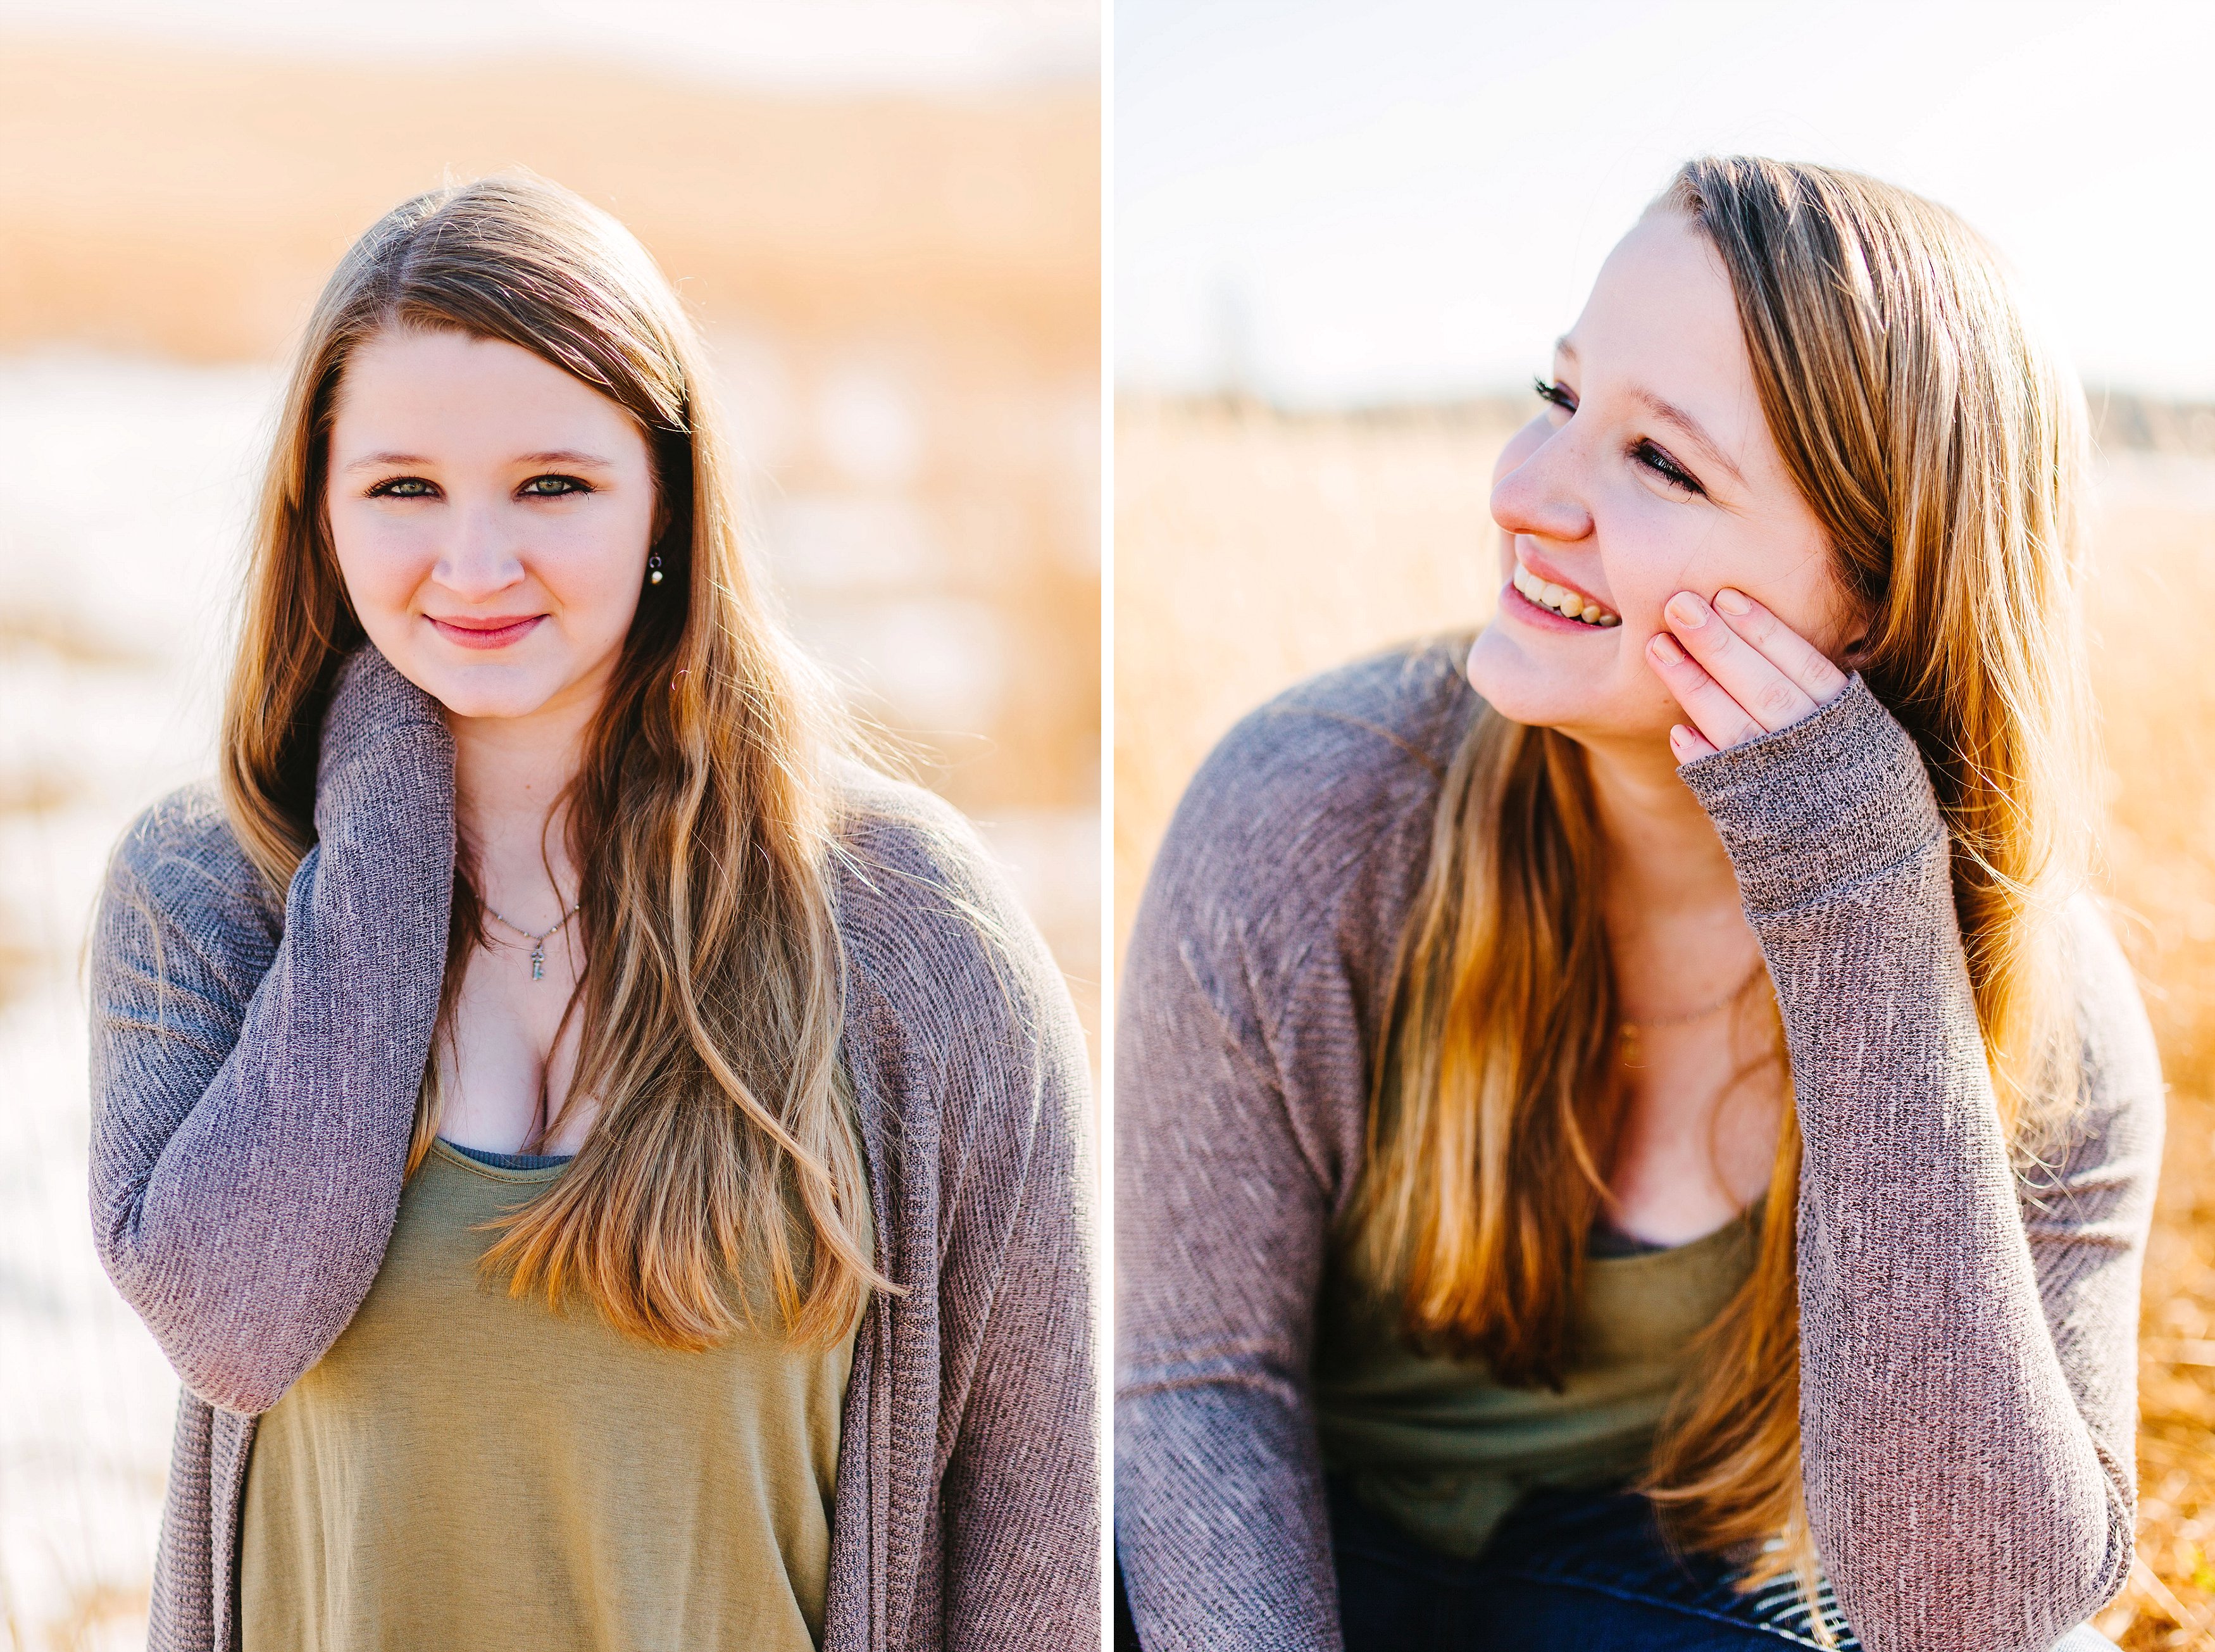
xmin=647 ymin=551 xmax=664 ymax=586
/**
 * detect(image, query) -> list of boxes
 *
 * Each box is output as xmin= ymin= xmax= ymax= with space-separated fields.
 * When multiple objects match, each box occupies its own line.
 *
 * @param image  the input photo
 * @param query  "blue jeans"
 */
xmin=1109 ymin=1484 xmax=2119 ymax=1650
xmin=1329 ymin=1480 xmax=2121 ymax=1652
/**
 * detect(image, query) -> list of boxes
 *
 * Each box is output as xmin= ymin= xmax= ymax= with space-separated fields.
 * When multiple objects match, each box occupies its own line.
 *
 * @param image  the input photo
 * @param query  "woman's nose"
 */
xmin=1490 ymin=420 xmax=1592 ymax=545
xmin=434 ymin=499 xmax=526 ymax=600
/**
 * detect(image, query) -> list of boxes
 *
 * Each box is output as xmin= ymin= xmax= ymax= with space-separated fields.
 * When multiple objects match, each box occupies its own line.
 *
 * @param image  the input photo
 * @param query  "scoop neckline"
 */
xmin=1587 ymin=1201 xmax=1757 ymax=1267
xmin=428 ymin=1137 xmax=573 ymax=1183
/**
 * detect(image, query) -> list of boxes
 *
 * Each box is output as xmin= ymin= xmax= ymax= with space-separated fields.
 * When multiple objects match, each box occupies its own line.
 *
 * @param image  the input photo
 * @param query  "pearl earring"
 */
xmin=647 ymin=551 xmax=663 ymax=586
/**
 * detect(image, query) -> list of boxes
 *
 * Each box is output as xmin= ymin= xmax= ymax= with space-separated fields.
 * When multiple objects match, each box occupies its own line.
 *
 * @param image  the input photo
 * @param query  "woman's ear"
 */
xmin=1821 ymin=626 xmax=1873 ymax=679
xmin=1830 ymin=589 xmax=1876 ymax=673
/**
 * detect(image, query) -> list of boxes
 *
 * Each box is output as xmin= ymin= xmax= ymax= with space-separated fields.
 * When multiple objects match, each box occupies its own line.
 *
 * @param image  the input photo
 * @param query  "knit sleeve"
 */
xmin=1115 ymin=848 xmax=1348 ymax=1652
xmin=88 ymin=646 xmax=456 ymax=1415
xmin=827 ymin=781 xmax=1101 ymax=1651
xmin=1114 ymin=654 xmax=1456 ymax=1652
xmin=1680 ymin=675 xmax=2162 ymax=1652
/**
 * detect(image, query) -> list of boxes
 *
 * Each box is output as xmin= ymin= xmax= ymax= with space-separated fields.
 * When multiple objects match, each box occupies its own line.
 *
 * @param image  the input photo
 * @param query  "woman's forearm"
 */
xmin=1116 ymin=1386 xmax=1342 ymax=1652
xmin=1684 ymin=680 xmax=2153 ymax=1652
xmin=90 ymin=652 xmax=456 ymax=1414
xmin=1769 ymin=842 xmax=2131 ymax=1649
xmin=939 ymin=921 xmax=1101 ymax=1646
xmin=1114 ymin=914 xmax=1349 ymax=1652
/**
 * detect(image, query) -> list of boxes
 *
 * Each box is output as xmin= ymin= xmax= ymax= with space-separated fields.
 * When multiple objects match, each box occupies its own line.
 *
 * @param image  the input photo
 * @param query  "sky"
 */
xmin=0 ymin=0 xmax=1098 ymax=88
xmin=1118 ymin=0 xmax=2215 ymax=404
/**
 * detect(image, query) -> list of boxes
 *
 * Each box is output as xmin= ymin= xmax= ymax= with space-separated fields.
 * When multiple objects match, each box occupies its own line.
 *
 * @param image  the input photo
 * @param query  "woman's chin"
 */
xmin=397 ymin=660 xmax=565 ymax=723
xmin=1464 ymin=629 xmax=1591 ymax=727
xmin=1464 ymin=629 xmax=1666 ymax=744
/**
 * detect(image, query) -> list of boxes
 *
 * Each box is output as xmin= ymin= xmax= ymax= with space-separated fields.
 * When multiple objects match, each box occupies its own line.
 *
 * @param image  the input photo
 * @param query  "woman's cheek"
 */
xmin=1585 ymin=489 xmax=1680 ymax=646
xmin=538 ymin=520 xmax=650 ymax=646
xmin=329 ymin=510 xmax=432 ymax=627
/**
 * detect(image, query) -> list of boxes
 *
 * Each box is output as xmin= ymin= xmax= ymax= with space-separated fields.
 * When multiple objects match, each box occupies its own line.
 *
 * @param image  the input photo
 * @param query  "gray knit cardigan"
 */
xmin=89 ymin=647 xmax=1098 ymax=1652
xmin=1116 ymin=643 xmax=2164 ymax=1652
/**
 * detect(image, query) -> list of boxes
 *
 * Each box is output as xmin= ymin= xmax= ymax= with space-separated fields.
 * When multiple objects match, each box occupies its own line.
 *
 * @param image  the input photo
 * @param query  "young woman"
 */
xmin=90 ymin=174 xmax=1095 ymax=1652
xmin=1116 ymin=158 xmax=2160 ymax=1652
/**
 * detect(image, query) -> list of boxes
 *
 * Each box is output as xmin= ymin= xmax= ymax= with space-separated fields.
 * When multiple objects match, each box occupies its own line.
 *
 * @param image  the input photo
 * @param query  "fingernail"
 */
xmin=1665 ymin=592 xmax=1707 ymax=629
xmin=1669 ymin=725 xmax=1693 ymax=756
xmin=1714 ymin=587 xmax=1752 ymax=616
xmin=1647 ymin=632 xmax=1684 ymax=665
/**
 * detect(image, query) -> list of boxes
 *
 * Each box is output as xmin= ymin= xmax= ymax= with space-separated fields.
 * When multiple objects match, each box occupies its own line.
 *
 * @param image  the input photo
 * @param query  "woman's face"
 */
xmin=326 ymin=327 xmax=659 ymax=722
xmin=1464 ymin=209 xmax=1857 ymax=748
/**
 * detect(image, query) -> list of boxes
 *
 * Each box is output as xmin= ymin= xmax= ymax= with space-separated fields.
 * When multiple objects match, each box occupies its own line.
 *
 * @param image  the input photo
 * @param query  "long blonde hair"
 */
xmin=1347 ymin=156 xmax=2093 ymax=1596
xmin=220 ymin=173 xmax=887 ymax=1351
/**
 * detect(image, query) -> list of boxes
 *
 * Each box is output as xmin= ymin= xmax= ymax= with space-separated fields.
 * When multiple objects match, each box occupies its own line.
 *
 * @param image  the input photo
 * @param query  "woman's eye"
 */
xmin=1533 ymin=375 xmax=1576 ymax=414
xmin=520 ymin=474 xmax=591 ymax=497
xmin=368 ymin=477 xmax=437 ymax=499
xmin=1632 ymin=439 xmax=1706 ymax=497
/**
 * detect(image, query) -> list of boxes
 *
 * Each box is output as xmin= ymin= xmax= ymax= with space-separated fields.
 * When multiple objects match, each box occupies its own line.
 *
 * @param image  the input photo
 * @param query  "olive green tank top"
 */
xmin=239 ymin=1139 xmax=861 ymax=1652
xmin=1313 ymin=1208 xmax=1757 ymax=1558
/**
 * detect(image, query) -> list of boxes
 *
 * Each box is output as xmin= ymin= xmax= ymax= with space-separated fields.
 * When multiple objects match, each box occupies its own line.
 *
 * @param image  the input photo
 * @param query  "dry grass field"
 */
xmin=1116 ymin=394 xmax=2215 ymax=1649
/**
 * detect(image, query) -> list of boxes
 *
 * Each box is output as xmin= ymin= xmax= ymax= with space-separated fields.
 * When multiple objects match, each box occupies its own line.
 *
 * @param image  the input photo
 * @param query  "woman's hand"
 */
xmin=1646 ymin=587 xmax=1850 ymax=763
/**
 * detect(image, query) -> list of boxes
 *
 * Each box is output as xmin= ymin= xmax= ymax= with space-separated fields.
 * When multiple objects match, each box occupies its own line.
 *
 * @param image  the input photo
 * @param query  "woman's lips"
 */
xmin=427 ymin=613 xmax=545 ymax=650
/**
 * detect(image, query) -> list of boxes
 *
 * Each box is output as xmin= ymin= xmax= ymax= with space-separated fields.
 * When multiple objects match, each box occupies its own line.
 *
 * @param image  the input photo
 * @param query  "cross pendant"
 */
xmin=530 ymin=944 xmax=546 ymax=981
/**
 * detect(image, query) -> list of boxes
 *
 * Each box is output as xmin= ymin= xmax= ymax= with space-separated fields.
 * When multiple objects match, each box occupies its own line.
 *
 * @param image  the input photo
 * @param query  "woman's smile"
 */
xmin=427 ymin=612 xmax=546 ymax=650
xmin=1505 ymin=553 xmax=1622 ymax=629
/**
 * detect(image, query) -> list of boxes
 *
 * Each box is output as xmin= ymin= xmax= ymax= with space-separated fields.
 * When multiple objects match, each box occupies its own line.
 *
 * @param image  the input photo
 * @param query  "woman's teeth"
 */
xmin=1512 ymin=563 xmax=1620 ymax=627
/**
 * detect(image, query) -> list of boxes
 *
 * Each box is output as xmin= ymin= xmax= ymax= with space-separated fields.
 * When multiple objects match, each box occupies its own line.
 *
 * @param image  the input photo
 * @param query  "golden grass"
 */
xmin=1113 ymin=397 xmax=1513 ymax=954
xmin=0 ymin=35 xmax=1097 ymax=364
xmin=1114 ymin=396 xmax=2215 ymax=1649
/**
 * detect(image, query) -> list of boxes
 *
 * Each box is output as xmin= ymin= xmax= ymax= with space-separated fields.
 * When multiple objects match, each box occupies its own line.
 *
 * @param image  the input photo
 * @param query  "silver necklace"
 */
xmin=483 ymin=900 xmax=582 ymax=982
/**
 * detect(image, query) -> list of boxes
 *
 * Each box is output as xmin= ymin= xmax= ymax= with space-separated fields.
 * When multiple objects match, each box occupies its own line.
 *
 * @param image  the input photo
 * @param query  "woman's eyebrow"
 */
xmin=338 ymin=449 xmax=619 ymax=472
xmin=1626 ymin=387 xmax=1747 ymax=489
xmin=516 ymin=449 xmax=617 ymax=469
xmin=1552 ymin=338 xmax=1748 ymax=490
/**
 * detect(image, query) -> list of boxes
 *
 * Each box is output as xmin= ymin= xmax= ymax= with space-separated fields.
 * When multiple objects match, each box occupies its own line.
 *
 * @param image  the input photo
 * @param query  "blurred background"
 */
xmin=0 ymin=1 xmax=1096 ymax=1644
xmin=1118 ymin=2 xmax=2215 ymax=1646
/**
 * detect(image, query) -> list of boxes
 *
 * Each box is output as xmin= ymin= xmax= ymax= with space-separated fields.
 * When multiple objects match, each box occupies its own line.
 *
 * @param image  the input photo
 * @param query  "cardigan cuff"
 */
xmin=313 ymin=646 xmax=456 ymax=853
xmin=1677 ymin=673 xmax=1947 ymax=918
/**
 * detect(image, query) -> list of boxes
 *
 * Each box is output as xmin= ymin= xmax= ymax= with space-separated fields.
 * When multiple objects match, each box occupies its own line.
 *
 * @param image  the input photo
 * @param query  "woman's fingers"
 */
xmin=1647 ymin=631 xmax=1766 ymax=750
xmin=1659 ymin=591 xmax=1830 ymax=734
xmin=1648 ymin=587 xmax=1852 ymax=758
xmin=1669 ymin=722 xmax=1718 ymax=763
xmin=1710 ymin=587 xmax=1850 ymax=706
